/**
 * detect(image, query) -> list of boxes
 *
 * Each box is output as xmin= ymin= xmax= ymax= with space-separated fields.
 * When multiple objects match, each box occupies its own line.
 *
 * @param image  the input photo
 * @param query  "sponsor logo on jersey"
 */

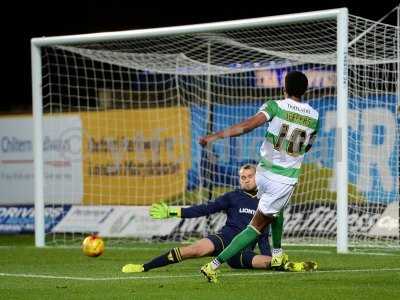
xmin=287 ymin=103 xmax=311 ymax=115
xmin=239 ymin=208 xmax=256 ymax=215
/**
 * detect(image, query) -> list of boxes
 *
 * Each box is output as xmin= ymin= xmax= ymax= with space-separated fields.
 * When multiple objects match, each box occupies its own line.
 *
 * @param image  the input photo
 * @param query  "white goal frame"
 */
xmin=31 ymin=8 xmax=350 ymax=252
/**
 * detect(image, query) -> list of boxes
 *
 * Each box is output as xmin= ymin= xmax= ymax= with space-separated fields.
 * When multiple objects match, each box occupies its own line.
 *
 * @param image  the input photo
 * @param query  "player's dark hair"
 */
xmin=284 ymin=71 xmax=308 ymax=98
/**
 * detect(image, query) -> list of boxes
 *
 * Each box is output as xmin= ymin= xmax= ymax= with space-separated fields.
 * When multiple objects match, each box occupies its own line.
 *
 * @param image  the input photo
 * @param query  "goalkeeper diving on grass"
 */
xmin=122 ymin=164 xmax=310 ymax=274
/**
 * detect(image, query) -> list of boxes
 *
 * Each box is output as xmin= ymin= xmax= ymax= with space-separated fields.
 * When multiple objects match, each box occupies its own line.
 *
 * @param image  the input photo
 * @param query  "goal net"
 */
xmin=32 ymin=9 xmax=399 ymax=248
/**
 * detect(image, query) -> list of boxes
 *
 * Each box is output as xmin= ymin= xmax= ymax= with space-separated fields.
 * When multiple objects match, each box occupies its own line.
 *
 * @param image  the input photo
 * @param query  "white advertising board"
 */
xmin=0 ymin=116 xmax=83 ymax=204
xmin=52 ymin=205 xmax=180 ymax=238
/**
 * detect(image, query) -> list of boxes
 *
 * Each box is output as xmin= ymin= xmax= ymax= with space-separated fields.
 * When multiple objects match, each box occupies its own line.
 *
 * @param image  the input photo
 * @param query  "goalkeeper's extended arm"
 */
xmin=150 ymin=193 xmax=231 ymax=220
xmin=149 ymin=202 xmax=181 ymax=219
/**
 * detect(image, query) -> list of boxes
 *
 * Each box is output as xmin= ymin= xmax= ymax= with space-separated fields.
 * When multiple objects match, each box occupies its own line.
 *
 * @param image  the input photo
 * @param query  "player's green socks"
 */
xmin=143 ymin=247 xmax=183 ymax=271
xmin=271 ymin=210 xmax=284 ymax=249
xmin=270 ymin=210 xmax=287 ymax=269
xmin=213 ymin=225 xmax=260 ymax=267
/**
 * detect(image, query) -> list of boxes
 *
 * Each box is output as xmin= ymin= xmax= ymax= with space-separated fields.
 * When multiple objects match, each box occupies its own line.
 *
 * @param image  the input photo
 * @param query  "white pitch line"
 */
xmin=1 ymin=246 xmax=399 ymax=256
xmin=1 ymin=268 xmax=400 ymax=282
xmin=288 ymin=249 xmax=334 ymax=254
xmin=3 ymin=246 xmax=398 ymax=256
xmin=288 ymin=249 xmax=400 ymax=256
xmin=349 ymin=252 xmax=400 ymax=257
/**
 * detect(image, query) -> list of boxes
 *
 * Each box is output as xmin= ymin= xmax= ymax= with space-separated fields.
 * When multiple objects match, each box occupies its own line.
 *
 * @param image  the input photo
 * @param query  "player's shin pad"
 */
xmin=271 ymin=211 xmax=284 ymax=249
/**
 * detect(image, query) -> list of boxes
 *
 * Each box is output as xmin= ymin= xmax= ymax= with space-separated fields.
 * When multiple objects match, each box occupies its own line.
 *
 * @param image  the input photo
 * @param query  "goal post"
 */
xmin=336 ymin=9 xmax=349 ymax=253
xmin=31 ymin=8 xmax=398 ymax=251
xmin=31 ymin=42 xmax=45 ymax=247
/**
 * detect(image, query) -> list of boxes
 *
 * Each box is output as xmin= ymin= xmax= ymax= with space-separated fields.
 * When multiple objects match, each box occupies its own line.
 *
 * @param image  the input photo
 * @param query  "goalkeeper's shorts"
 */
xmin=207 ymin=233 xmax=256 ymax=269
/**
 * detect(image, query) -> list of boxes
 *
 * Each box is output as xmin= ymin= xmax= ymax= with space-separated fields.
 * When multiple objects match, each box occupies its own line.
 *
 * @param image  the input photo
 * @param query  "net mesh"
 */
xmin=38 ymin=14 xmax=399 ymax=247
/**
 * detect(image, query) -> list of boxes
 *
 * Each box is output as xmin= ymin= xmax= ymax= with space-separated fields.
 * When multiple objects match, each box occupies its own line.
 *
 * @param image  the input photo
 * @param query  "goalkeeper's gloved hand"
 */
xmin=149 ymin=202 xmax=181 ymax=219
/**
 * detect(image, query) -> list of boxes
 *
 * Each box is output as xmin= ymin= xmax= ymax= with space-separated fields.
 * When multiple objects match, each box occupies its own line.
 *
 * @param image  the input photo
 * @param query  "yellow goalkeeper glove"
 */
xmin=149 ymin=202 xmax=181 ymax=219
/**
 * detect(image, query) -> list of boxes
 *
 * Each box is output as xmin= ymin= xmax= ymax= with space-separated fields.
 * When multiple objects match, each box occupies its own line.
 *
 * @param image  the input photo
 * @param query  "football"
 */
xmin=82 ymin=235 xmax=105 ymax=257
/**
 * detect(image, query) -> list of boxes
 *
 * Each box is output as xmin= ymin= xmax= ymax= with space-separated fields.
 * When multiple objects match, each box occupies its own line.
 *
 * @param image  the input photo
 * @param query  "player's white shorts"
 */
xmin=255 ymin=171 xmax=296 ymax=215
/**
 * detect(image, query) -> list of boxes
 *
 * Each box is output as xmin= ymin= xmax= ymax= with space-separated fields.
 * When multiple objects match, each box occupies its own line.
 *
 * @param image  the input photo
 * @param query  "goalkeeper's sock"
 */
xmin=143 ymin=247 xmax=183 ymax=271
xmin=214 ymin=225 xmax=260 ymax=267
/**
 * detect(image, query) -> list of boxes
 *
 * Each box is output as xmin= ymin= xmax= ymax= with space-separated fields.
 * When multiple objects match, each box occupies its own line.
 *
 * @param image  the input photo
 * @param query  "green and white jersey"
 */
xmin=257 ymin=98 xmax=319 ymax=185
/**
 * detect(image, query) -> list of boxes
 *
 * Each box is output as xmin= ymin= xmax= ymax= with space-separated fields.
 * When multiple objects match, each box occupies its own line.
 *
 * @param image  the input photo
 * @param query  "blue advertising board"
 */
xmin=0 ymin=205 xmax=71 ymax=234
xmin=188 ymin=95 xmax=398 ymax=204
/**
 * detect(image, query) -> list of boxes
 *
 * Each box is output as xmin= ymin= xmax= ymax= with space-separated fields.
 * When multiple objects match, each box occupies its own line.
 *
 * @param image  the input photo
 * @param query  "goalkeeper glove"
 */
xmin=149 ymin=202 xmax=181 ymax=219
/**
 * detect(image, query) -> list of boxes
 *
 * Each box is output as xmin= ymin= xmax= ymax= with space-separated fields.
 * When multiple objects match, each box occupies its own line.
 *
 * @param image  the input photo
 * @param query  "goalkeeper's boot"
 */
xmin=271 ymin=249 xmax=289 ymax=270
xmin=284 ymin=261 xmax=318 ymax=272
xmin=303 ymin=261 xmax=318 ymax=271
xmin=121 ymin=264 xmax=145 ymax=273
xmin=200 ymin=263 xmax=218 ymax=283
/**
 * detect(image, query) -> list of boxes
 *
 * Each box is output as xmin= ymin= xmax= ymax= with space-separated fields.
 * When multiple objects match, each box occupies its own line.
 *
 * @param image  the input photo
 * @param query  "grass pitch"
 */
xmin=1 ymin=235 xmax=399 ymax=300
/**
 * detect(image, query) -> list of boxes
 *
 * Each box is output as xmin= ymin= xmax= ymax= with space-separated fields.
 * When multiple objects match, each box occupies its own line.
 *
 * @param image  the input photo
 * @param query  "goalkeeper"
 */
xmin=122 ymin=164 xmax=302 ymax=273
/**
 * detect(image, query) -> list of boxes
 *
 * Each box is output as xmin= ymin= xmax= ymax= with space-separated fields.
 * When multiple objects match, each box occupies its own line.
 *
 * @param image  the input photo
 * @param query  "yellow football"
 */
xmin=82 ymin=235 xmax=105 ymax=257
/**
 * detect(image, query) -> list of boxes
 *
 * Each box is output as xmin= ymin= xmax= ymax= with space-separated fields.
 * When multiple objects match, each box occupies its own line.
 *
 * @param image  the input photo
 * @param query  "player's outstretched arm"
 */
xmin=199 ymin=112 xmax=267 ymax=147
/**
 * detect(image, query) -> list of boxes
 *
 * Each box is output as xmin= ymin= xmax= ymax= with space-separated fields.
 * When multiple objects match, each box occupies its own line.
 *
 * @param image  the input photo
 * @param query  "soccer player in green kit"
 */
xmin=200 ymin=71 xmax=318 ymax=283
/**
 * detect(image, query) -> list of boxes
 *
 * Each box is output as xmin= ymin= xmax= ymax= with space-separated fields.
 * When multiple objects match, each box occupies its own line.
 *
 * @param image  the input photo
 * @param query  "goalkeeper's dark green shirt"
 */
xmin=181 ymin=189 xmax=270 ymax=255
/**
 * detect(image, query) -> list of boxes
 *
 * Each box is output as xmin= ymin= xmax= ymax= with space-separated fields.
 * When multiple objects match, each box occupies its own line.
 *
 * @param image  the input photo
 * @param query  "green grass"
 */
xmin=1 ymin=235 xmax=400 ymax=300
